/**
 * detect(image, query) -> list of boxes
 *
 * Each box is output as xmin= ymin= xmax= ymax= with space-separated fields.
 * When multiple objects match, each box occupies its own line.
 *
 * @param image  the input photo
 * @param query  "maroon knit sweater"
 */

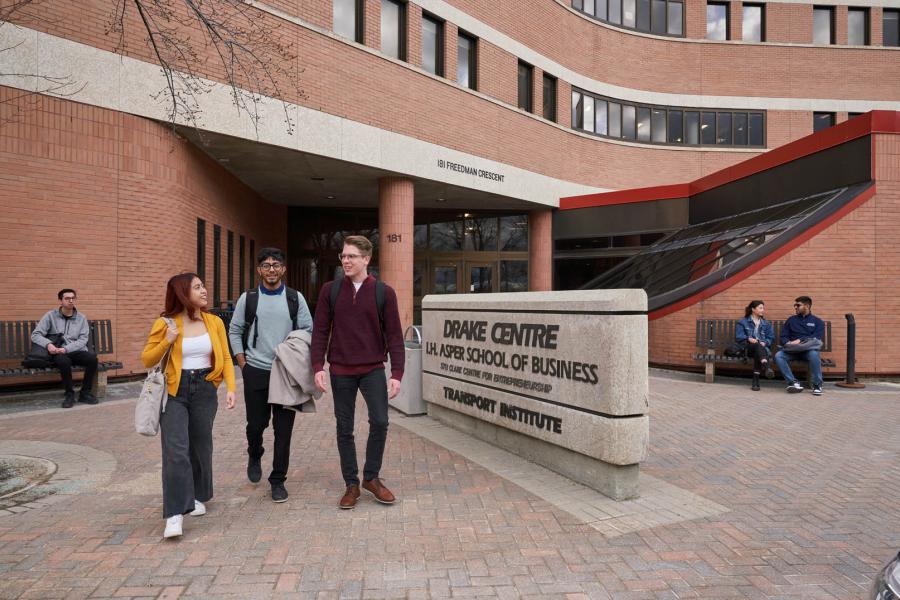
xmin=311 ymin=275 xmax=405 ymax=380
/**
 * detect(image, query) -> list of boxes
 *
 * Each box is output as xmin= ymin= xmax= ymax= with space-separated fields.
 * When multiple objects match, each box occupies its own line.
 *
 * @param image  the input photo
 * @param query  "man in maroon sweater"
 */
xmin=312 ymin=235 xmax=405 ymax=509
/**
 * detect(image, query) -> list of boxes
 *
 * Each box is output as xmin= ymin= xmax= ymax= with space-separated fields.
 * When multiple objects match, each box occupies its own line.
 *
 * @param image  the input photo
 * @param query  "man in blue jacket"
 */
xmin=774 ymin=296 xmax=826 ymax=396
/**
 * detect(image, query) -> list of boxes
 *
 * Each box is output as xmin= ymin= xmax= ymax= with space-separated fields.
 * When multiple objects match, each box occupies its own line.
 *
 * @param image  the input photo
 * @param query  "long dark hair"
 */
xmin=745 ymin=300 xmax=764 ymax=319
xmin=162 ymin=273 xmax=206 ymax=321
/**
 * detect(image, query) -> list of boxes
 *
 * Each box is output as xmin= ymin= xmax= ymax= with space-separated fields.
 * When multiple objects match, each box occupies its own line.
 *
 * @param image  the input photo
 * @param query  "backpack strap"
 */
xmin=285 ymin=286 xmax=300 ymax=328
xmin=241 ymin=288 xmax=259 ymax=351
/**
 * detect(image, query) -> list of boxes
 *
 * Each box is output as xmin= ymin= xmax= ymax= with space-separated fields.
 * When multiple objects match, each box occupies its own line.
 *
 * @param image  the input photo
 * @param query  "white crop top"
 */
xmin=181 ymin=333 xmax=212 ymax=369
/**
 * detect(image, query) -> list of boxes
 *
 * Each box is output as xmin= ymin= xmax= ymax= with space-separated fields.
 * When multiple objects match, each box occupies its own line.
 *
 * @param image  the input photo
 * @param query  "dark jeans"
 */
xmin=50 ymin=350 xmax=98 ymax=395
xmin=331 ymin=368 xmax=389 ymax=486
xmin=160 ymin=368 xmax=218 ymax=518
xmin=745 ymin=342 xmax=770 ymax=372
xmin=242 ymin=363 xmax=296 ymax=485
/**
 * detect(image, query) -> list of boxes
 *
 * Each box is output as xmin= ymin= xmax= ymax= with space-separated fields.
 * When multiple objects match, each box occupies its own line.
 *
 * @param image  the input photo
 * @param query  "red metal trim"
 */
xmin=560 ymin=183 xmax=690 ymax=210
xmin=648 ymin=184 xmax=878 ymax=321
xmin=560 ymin=111 xmax=898 ymax=211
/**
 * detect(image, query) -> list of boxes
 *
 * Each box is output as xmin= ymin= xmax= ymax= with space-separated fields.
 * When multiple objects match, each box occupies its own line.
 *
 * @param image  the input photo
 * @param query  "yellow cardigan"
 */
xmin=141 ymin=312 xmax=236 ymax=396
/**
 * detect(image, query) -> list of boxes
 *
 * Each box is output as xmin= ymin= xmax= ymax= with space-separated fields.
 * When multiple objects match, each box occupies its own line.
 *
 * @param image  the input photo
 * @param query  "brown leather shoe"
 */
xmin=339 ymin=484 xmax=360 ymax=509
xmin=362 ymin=478 xmax=396 ymax=505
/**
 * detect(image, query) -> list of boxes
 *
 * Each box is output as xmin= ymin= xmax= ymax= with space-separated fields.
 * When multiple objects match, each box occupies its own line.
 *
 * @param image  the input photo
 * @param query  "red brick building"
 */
xmin=0 ymin=0 xmax=898 ymax=378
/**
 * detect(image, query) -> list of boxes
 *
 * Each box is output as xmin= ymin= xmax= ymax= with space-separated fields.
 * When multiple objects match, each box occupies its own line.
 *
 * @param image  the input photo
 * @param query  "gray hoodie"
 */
xmin=31 ymin=308 xmax=90 ymax=353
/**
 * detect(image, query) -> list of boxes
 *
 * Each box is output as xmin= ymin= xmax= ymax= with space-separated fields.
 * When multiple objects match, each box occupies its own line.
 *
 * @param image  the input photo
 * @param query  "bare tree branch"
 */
xmin=2 ymin=0 xmax=303 ymax=135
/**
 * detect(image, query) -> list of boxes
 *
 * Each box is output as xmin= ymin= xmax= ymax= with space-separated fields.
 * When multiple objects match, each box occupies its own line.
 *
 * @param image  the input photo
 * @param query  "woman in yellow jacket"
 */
xmin=141 ymin=273 xmax=235 ymax=539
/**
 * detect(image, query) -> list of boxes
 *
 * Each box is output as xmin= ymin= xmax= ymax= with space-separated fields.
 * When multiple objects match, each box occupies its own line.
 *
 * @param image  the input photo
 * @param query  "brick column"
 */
xmin=872 ymin=7 xmax=884 ymax=46
xmin=528 ymin=208 xmax=553 ymax=291
xmin=558 ymin=79 xmax=572 ymax=127
xmin=364 ymin=0 xmax=380 ymax=49
xmin=532 ymin=66 xmax=544 ymax=117
xmin=379 ymin=177 xmax=415 ymax=332
xmin=835 ymin=6 xmax=848 ymax=45
xmin=407 ymin=3 xmax=423 ymax=69
xmin=731 ymin=1 xmax=743 ymax=41
xmin=444 ymin=22 xmax=458 ymax=83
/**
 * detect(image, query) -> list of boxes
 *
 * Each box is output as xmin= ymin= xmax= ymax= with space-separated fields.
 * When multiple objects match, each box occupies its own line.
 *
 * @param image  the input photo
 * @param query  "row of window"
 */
xmin=813 ymin=111 xmax=867 ymax=132
xmin=572 ymin=89 xmax=765 ymax=147
xmin=708 ymin=3 xmax=900 ymax=46
xmin=334 ymin=0 xmax=479 ymax=88
xmin=572 ymin=0 xmax=685 ymax=37
xmin=197 ymin=219 xmax=254 ymax=308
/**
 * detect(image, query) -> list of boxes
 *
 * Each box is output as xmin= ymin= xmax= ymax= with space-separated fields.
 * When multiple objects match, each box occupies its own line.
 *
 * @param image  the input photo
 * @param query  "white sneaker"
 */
xmin=190 ymin=500 xmax=206 ymax=516
xmin=163 ymin=515 xmax=183 ymax=538
xmin=786 ymin=382 xmax=804 ymax=393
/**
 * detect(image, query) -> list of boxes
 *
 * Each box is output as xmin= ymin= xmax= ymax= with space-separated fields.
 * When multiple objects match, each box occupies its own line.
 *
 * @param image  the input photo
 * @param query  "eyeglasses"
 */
xmin=258 ymin=262 xmax=284 ymax=271
xmin=338 ymin=253 xmax=363 ymax=261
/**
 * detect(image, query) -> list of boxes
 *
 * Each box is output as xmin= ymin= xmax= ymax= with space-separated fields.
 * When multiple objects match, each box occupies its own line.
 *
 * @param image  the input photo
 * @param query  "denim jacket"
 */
xmin=735 ymin=316 xmax=775 ymax=351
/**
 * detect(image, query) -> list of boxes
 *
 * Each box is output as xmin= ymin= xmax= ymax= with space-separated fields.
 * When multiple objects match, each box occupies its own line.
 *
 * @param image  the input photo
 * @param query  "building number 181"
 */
xmin=385 ymin=233 xmax=402 ymax=243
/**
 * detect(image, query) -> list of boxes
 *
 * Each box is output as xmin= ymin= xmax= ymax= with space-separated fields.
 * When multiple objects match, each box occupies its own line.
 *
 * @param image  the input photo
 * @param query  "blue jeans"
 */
xmin=774 ymin=349 xmax=823 ymax=387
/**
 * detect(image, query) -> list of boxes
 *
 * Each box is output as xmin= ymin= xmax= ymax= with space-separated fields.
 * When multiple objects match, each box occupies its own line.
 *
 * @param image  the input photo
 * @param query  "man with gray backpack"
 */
xmin=229 ymin=248 xmax=312 ymax=502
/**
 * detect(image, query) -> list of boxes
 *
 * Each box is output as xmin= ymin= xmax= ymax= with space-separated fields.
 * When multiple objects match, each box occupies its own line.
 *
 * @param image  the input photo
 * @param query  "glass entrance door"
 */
xmin=467 ymin=263 xmax=495 ymax=294
xmin=432 ymin=262 xmax=460 ymax=295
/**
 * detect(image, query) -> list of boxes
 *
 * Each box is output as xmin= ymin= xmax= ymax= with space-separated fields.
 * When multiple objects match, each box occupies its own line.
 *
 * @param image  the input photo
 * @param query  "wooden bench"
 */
xmin=0 ymin=320 xmax=123 ymax=397
xmin=693 ymin=319 xmax=836 ymax=383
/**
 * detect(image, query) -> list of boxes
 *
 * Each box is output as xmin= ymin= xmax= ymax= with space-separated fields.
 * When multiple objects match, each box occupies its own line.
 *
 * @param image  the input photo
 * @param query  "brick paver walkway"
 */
xmin=0 ymin=372 xmax=898 ymax=599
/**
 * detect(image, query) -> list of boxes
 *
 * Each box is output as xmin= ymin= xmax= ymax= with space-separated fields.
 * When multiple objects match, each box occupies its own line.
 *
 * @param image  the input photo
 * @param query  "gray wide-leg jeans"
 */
xmin=160 ymin=368 xmax=218 ymax=518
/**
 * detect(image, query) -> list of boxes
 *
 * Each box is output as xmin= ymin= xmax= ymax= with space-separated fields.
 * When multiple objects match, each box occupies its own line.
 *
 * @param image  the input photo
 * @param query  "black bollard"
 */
xmin=836 ymin=313 xmax=865 ymax=389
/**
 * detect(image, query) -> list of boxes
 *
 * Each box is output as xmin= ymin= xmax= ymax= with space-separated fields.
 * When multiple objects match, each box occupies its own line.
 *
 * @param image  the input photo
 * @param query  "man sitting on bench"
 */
xmin=31 ymin=289 xmax=99 ymax=408
xmin=774 ymin=295 xmax=825 ymax=397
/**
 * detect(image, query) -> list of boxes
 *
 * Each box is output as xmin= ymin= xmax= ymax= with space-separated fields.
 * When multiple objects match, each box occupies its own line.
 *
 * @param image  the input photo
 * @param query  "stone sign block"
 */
xmin=422 ymin=290 xmax=649 ymax=500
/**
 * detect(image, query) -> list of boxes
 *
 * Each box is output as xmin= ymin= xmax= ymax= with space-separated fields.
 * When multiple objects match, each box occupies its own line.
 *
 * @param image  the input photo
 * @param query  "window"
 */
xmin=500 ymin=261 xmax=528 ymax=292
xmin=213 ymin=224 xmax=221 ymax=307
xmin=668 ymin=1 xmax=683 ymax=35
xmin=685 ymin=111 xmax=700 ymax=144
xmin=517 ymin=61 xmax=533 ymax=113
xmin=743 ymin=4 xmax=764 ymax=42
xmin=227 ymin=230 xmax=234 ymax=302
xmin=848 ymin=8 xmax=869 ymax=45
xmin=584 ymin=94 xmax=595 ymax=132
xmin=707 ymin=2 xmax=729 ymax=40
xmin=239 ymin=235 xmax=246 ymax=291
xmin=622 ymin=104 xmax=636 ymax=140
xmin=651 ymin=108 xmax=666 ymax=143
xmin=575 ymin=0 xmax=682 ymax=34
xmin=381 ymin=0 xmax=406 ymax=60
xmin=716 ymin=112 xmax=732 ymax=145
xmin=608 ymin=102 xmax=622 ymax=137
xmin=595 ymin=99 xmax=608 ymax=135
xmin=457 ymin=32 xmax=477 ymax=89
xmin=572 ymin=90 xmax=583 ymax=128
xmin=637 ymin=106 xmax=651 ymax=141
xmin=700 ymin=112 xmax=716 ymax=144
xmin=542 ymin=73 xmax=557 ymax=121
xmin=196 ymin=219 xmax=206 ymax=280
xmin=421 ymin=14 xmax=444 ymax=76
xmin=813 ymin=112 xmax=835 ymax=132
xmin=651 ymin=0 xmax=666 ymax=34
xmin=333 ymin=0 xmax=363 ymax=42
xmin=885 ymin=10 xmax=900 ymax=47
xmin=668 ymin=110 xmax=683 ymax=143
xmin=749 ymin=112 xmax=764 ymax=146
xmin=813 ymin=6 xmax=834 ymax=45
xmin=734 ymin=112 xmax=748 ymax=145
xmin=637 ymin=0 xmax=650 ymax=31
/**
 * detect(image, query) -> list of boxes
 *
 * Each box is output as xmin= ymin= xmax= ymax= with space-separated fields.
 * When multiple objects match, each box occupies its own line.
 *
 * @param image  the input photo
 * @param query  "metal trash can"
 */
xmin=388 ymin=326 xmax=425 ymax=415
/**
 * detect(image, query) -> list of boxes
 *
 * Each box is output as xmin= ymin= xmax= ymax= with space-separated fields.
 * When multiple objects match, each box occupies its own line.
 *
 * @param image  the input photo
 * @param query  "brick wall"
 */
xmin=0 ymin=88 xmax=286 ymax=376
xmin=648 ymin=132 xmax=900 ymax=375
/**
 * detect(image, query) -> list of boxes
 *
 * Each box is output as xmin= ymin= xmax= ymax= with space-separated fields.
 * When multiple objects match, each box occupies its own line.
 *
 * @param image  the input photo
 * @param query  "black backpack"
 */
xmin=329 ymin=277 xmax=386 ymax=344
xmin=241 ymin=286 xmax=300 ymax=350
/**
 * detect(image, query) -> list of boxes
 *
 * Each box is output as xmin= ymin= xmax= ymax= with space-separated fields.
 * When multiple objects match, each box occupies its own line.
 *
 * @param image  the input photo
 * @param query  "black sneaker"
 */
xmin=247 ymin=456 xmax=262 ymax=483
xmin=812 ymin=385 xmax=823 ymax=396
xmin=271 ymin=483 xmax=288 ymax=503
xmin=62 ymin=392 xmax=75 ymax=408
xmin=78 ymin=391 xmax=98 ymax=405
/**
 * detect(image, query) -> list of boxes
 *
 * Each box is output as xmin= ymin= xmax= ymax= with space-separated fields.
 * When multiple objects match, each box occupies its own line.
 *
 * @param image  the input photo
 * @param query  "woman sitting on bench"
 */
xmin=736 ymin=300 xmax=775 ymax=391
